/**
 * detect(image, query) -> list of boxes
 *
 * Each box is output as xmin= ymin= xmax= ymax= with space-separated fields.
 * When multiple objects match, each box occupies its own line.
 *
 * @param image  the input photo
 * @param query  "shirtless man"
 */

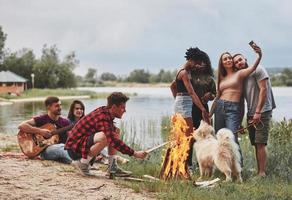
xmin=18 ymin=96 xmax=72 ymax=164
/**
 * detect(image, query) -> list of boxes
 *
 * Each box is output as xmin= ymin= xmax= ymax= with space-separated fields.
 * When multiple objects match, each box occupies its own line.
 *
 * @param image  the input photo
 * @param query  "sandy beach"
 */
xmin=0 ymin=134 xmax=154 ymax=200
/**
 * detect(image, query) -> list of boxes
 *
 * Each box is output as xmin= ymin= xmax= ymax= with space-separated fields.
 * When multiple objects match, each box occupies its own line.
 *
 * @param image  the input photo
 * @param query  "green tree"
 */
xmin=127 ymin=69 xmax=150 ymax=83
xmin=160 ymin=70 xmax=174 ymax=82
xmin=2 ymin=48 xmax=35 ymax=87
xmin=100 ymin=72 xmax=117 ymax=81
xmin=57 ymin=51 xmax=78 ymax=88
xmin=85 ymin=68 xmax=98 ymax=85
xmin=0 ymin=26 xmax=7 ymax=63
xmin=149 ymin=74 xmax=159 ymax=83
xmin=33 ymin=45 xmax=77 ymax=88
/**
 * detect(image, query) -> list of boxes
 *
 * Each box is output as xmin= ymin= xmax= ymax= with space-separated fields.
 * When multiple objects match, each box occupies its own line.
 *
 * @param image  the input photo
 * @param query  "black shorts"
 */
xmin=67 ymin=134 xmax=95 ymax=160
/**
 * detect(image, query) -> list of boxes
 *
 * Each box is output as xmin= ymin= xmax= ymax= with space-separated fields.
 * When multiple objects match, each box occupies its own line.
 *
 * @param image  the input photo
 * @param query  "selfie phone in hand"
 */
xmin=249 ymin=40 xmax=256 ymax=47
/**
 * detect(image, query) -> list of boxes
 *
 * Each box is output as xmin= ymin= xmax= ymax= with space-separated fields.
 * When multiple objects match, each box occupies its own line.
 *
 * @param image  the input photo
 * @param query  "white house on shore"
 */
xmin=0 ymin=70 xmax=27 ymax=95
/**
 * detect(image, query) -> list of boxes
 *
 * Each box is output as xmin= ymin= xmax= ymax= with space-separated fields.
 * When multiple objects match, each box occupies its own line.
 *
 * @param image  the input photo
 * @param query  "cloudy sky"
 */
xmin=0 ymin=0 xmax=291 ymax=75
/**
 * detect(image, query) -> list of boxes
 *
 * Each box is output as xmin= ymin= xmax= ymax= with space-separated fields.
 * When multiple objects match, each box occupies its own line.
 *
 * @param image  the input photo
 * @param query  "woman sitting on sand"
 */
xmin=67 ymin=100 xmax=85 ymax=124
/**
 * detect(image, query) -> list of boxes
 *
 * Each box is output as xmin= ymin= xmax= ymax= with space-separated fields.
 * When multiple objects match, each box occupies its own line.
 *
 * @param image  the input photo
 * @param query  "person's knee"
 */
xmin=93 ymin=132 xmax=107 ymax=143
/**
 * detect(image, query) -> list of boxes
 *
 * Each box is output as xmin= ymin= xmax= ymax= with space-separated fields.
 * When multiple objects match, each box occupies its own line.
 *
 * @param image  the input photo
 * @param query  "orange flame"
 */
xmin=160 ymin=113 xmax=193 ymax=179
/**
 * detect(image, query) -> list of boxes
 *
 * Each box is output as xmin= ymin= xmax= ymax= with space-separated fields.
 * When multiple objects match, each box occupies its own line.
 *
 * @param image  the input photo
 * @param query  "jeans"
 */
xmin=214 ymin=99 xmax=241 ymax=134
xmin=214 ymin=99 xmax=243 ymax=165
xmin=40 ymin=143 xmax=72 ymax=164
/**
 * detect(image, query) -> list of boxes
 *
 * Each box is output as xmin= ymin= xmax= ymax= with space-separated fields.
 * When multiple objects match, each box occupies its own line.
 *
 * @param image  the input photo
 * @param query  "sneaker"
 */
xmin=107 ymin=157 xmax=132 ymax=178
xmin=72 ymin=160 xmax=91 ymax=176
xmin=116 ymin=155 xmax=129 ymax=165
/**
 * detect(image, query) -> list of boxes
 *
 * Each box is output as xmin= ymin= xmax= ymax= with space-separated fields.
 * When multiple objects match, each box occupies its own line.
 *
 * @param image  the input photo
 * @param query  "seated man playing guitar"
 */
xmin=18 ymin=96 xmax=72 ymax=164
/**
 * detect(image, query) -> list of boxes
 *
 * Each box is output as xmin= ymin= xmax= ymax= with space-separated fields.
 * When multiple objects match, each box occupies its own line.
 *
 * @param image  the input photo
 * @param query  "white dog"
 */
xmin=215 ymin=128 xmax=242 ymax=182
xmin=193 ymin=120 xmax=218 ymax=179
xmin=192 ymin=121 xmax=242 ymax=182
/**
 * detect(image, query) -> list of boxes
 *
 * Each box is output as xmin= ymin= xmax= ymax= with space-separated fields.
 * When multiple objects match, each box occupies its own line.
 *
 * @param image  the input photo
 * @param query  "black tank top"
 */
xmin=176 ymin=69 xmax=188 ymax=93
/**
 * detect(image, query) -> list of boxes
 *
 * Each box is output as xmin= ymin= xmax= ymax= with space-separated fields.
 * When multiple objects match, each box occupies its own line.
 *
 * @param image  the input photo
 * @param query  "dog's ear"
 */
xmin=192 ymin=129 xmax=199 ymax=140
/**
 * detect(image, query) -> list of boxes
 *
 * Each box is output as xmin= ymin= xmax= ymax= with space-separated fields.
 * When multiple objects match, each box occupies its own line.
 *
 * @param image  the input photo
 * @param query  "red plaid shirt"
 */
xmin=65 ymin=106 xmax=134 ymax=159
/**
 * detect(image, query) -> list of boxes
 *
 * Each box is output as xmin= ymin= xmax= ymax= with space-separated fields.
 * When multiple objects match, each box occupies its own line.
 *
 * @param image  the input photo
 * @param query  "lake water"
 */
xmin=1 ymin=87 xmax=291 ymax=148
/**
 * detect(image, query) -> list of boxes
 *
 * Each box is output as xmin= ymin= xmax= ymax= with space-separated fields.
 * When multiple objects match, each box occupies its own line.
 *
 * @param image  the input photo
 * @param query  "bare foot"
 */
xmin=258 ymin=172 xmax=266 ymax=177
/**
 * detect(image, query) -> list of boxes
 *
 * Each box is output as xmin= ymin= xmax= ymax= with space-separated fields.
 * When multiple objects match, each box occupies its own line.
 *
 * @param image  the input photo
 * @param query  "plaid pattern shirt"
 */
xmin=65 ymin=106 xmax=134 ymax=159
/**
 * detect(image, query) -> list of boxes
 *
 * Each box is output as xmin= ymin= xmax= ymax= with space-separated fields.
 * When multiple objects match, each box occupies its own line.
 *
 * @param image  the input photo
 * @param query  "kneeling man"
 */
xmin=65 ymin=92 xmax=147 ymax=176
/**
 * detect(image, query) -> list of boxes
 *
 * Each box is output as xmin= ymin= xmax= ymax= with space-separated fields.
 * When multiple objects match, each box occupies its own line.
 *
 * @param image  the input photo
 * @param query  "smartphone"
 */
xmin=249 ymin=40 xmax=256 ymax=47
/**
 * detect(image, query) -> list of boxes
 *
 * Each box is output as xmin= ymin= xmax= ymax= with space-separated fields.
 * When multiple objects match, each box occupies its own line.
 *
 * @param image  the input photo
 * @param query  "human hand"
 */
xmin=134 ymin=151 xmax=147 ymax=159
xmin=250 ymin=42 xmax=262 ymax=57
xmin=252 ymin=113 xmax=262 ymax=125
xmin=39 ymin=129 xmax=52 ymax=139
xmin=202 ymin=110 xmax=211 ymax=125
xmin=201 ymin=92 xmax=212 ymax=104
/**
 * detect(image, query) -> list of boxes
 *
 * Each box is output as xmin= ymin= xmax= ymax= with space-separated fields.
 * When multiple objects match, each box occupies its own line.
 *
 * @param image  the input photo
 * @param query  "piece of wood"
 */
xmin=145 ymin=141 xmax=170 ymax=154
xmin=194 ymin=178 xmax=220 ymax=187
xmin=143 ymin=175 xmax=160 ymax=181
xmin=159 ymin=147 xmax=171 ymax=179
xmin=119 ymin=177 xmax=146 ymax=182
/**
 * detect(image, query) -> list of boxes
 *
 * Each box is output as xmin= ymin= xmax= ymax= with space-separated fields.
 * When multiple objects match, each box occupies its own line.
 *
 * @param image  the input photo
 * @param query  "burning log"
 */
xmin=159 ymin=114 xmax=194 ymax=180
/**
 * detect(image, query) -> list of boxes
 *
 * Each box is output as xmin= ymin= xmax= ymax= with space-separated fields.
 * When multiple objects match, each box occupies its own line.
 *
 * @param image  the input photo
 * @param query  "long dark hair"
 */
xmin=186 ymin=47 xmax=214 ymax=77
xmin=67 ymin=100 xmax=85 ymax=122
xmin=217 ymin=52 xmax=234 ymax=94
xmin=200 ymin=50 xmax=214 ymax=77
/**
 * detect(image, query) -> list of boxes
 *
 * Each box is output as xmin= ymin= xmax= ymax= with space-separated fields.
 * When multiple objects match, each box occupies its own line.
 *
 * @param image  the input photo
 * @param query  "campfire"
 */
xmin=160 ymin=114 xmax=193 ymax=180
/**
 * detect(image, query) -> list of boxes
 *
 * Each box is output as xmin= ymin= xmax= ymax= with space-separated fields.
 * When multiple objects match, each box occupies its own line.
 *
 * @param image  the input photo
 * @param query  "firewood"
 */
xmin=194 ymin=178 xmax=220 ymax=187
xmin=143 ymin=175 xmax=160 ymax=181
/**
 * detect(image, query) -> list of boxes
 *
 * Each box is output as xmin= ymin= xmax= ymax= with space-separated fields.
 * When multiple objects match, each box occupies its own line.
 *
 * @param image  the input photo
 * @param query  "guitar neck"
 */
xmin=51 ymin=124 xmax=74 ymax=136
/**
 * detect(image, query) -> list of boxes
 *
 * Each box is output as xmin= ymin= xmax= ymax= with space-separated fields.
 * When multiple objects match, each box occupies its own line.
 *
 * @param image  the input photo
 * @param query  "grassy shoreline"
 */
xmin=78 ymin=81 xmax=170 ymax=88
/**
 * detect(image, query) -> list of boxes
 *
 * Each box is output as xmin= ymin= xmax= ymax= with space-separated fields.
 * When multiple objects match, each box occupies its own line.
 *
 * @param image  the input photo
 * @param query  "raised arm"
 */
xmin=239 ymin=44 xmax=262 ymax=78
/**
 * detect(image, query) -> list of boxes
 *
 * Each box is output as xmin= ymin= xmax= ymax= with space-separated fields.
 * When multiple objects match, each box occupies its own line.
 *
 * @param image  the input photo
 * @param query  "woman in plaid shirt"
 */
xmin=65 ymin=92 xmax=147 ymax=177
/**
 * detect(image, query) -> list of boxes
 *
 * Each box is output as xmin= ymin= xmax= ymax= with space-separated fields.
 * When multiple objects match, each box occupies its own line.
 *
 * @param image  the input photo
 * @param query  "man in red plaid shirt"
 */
xmin=65 ymin=92 xmax=147 ymax=176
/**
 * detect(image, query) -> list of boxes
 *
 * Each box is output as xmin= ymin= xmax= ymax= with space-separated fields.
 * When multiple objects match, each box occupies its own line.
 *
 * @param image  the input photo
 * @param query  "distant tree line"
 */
xmin=77 ymin=68 xmax=176 ymax=86
xmin=270 ymin=68 xmax=292 ymax=86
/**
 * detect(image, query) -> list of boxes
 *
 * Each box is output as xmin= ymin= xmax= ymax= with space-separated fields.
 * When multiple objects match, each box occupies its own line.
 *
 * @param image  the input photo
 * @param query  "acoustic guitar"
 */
xmin=17 ymin=123 xmax=74 ymax=158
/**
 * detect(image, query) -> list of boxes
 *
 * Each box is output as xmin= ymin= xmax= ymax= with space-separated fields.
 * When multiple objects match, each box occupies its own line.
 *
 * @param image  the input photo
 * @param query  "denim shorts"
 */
xmin=174 ymin=95 xmax=192 ymax=118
